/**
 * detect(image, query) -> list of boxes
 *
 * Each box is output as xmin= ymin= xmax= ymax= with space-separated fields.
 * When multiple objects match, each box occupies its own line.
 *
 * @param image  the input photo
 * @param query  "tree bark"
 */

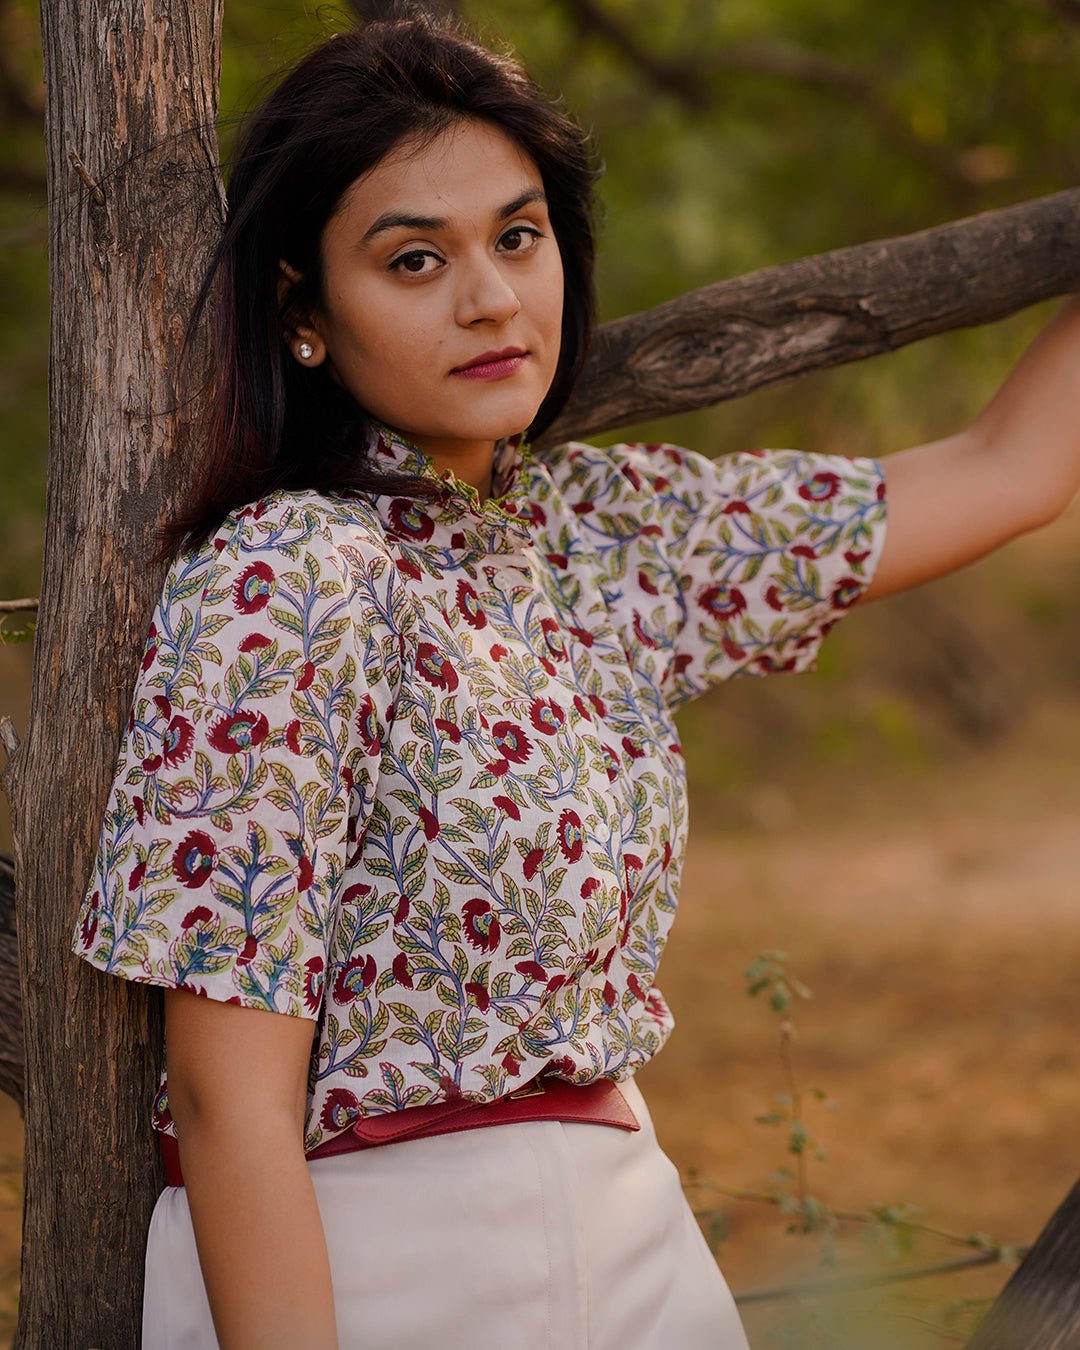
xmin=0 ymin=852 xmax=20 ymax=1112
xmin=538 ymin=186 xmax=1080 ymax=448
xmin=3 ymin=1 xmax=223 ymax=1344
xmin=966 ymin=1178 xmax=1080 ymax=1350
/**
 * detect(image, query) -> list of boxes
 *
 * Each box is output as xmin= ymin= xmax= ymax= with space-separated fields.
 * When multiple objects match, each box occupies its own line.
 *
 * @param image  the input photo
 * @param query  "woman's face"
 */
xmin=298 ymin=118 xmax=565 ymax=489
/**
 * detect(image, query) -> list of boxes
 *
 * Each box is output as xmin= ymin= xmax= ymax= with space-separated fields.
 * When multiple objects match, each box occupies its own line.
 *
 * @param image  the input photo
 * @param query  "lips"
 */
xmin=450 ymin=347 xmax=528 ymax=380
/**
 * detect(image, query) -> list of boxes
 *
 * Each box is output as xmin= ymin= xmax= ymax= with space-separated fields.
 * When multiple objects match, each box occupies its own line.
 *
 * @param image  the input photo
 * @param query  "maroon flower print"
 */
xmin=418 ymin=807 xmax=439 ymax=840
xmin=392 ymin=952 xmax=414 ymax=989
xmin=80 ymin=896 xmax=99 ymax=949
xmin=141 ymin=624 xmax=158 ymax=672
xmin=233 ymin=561 xmax=276 ymax=614
xmin=181 ymin=905 xmax=213 ymax=930
xmin=798 ymin=471 xmax=841 ymax=502
xmin=456 ymin=580 xmax=487 ymax=629
xmin=764 ymin=584 xmax=785 ymax=612
xmin=523 ymin=847 xmax=545 ymax=880
xmin=528 ymin=698 xmax=565 ymax=736
xmin=238 ymin=632 xmax=271 ymax=652
xmin=303 ymin=957 xmax=324 ymax=1015
xmin=416 ymin=642 xmax=458 ymax=692
xmin=462 ymin=898 xmax=501 ymax=953
xmin=333 ymin=954 xmax=377 ymax=1004
xmin=320 ymin=1087 xmax=361 ymax=1133
xmin=465 ymin=980 xmax=490 ymax=1011
xmin=236 ymin=935 xmax=259 ymax=966
xmin=128 ymin=860 xmax=147 ymax=892
xmin=172 ymin=832 xmax=217 ymax=889
xmin=696 ymin=584 xmax=747 ymax=621
xmin=515 ymin=960 xmax=547 ymax=982
xmin=285 ymin=720 xmax=304 ymax=754
xmin=434 ymin=717 xmax=461 ymax=744
xmin=491 ymin=720 xmax=531 ymax=764
xmin=557 ymin=810 xmax=584 ymax=863
xmin=492 ymin=795 xmax=520 ymax=821
xmin=830 ymin=576 xmax=862 ymax=610
xmin=388 ymin=499 xmax=434 ymax=542
xmin=161 ymin=716 xmax=193 ymax=768
xmin=208 ymin=711 xmax=269 ymax=755
xmin=355 ymin=694 xmax=380 ymax=755
xmin=539 ymin=618 xmax=566 ymax=660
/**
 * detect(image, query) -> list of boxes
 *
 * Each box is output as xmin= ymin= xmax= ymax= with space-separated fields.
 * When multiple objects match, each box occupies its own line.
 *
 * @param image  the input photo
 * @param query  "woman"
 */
xmin=72 ymin=15 xmax=1080 ymax=1350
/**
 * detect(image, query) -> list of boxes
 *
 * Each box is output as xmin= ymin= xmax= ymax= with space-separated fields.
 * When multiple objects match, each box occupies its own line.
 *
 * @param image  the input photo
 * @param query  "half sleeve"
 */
xmin=72 ymin=505 xmax=394 ymax=1019
xmin=617 ymin=444 xmax=887 ymax=708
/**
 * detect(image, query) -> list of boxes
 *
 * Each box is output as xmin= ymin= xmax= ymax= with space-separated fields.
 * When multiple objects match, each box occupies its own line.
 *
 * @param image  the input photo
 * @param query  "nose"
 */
xmin=455 ymin=252 xmax=521 ymax=327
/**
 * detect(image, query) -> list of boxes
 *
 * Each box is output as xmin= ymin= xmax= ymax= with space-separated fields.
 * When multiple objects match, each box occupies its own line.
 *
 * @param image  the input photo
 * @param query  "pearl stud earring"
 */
xmin=298 ymin=342 xmax=314 ymax=360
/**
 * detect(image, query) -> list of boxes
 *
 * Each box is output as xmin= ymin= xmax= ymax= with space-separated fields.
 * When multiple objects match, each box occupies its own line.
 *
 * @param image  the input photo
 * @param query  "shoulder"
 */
xmin=166 ymin=490 xmax=395 ymax=600
xmin=539 ymin=439 xmax=753 ymax=506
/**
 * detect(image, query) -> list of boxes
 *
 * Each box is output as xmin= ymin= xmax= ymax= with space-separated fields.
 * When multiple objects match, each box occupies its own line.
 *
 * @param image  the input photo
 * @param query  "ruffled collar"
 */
xmin=365 ymin=422 xmax=541 ymax=560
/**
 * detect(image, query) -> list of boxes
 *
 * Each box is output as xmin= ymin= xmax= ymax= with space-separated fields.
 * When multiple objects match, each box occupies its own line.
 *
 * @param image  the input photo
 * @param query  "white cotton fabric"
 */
xmin=142 ymin=1079 xmax=749 ymax=1350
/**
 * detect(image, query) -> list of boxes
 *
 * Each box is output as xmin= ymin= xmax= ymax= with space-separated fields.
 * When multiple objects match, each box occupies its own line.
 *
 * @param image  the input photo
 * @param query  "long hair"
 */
xmin=164 ymin=15 xmax=599 ymax=553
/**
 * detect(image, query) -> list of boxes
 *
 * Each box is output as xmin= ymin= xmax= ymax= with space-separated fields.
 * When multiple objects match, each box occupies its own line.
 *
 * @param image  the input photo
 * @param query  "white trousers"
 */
xmin=143 ymin=1079 xmax=750 ymax=1350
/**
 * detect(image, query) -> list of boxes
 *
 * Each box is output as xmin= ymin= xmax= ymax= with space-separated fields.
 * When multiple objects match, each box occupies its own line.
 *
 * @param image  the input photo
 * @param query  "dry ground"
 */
xmin=638 ymin=697 xmax=1080 ymax=1347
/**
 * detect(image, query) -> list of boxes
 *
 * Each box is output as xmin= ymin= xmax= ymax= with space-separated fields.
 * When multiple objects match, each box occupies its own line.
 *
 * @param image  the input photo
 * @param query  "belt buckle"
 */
xmin=507 ymin=1078 xmax=546 ymax=1101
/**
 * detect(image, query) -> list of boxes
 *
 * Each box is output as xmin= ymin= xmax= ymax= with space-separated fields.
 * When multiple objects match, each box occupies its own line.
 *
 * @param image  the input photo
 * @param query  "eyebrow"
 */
xmin=359 ymin=188 xmax=548 ymax=245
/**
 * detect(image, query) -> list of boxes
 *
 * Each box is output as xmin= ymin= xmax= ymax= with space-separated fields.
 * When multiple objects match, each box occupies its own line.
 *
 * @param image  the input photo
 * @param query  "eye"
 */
xmin=390 ymin=248 xmax=444 ymax=276
xmin=498 ymin=226 xmax=542 ymax=255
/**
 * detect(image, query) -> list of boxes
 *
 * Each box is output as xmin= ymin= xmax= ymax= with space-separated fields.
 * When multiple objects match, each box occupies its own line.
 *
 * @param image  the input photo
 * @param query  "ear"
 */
xmin=278 ymin=260 xmax=328 ymax=367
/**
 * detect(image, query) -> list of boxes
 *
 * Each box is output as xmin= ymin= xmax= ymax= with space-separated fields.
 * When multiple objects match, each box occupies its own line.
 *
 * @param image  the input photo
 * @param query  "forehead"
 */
xmin=331 ymin=119 xmax=545 ymax=235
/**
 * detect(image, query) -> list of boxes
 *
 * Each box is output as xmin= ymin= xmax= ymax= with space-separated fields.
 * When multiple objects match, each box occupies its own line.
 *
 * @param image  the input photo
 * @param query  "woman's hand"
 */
xmin=164 ymin=990 xmax=339 ymax=1350
xmin=862 ymin=293 xmax=1080 ymax=602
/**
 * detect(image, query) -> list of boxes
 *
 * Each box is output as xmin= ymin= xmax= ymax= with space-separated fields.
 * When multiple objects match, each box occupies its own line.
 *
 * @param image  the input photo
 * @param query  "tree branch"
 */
xmin=538 ymin=186 xmax=1080 ymax=447
xmin=553 ymin=0 xmax=963 ymax=186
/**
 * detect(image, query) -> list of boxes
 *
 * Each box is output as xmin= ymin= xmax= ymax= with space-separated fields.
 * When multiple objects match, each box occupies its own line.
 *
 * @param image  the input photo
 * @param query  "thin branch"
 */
xmin=552 ymin=0 xmax=962 ymax=186
xmin=553 ymin=0 xmax=711 ymax=110
xmin=734 ymin=1251 xmax=1014 ymax=1306
xmin=0 ymin=599 xmax=38 ymax=614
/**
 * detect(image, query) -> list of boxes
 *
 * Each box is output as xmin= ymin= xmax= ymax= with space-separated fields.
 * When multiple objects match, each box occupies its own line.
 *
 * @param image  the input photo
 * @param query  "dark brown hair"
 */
xmin=164 ymin=15 xmax=599 ymax=552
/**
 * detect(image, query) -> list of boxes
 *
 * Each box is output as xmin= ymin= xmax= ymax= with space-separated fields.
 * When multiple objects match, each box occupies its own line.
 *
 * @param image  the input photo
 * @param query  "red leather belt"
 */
xmin=160 ymin=1077 xmax=639 ymax=1187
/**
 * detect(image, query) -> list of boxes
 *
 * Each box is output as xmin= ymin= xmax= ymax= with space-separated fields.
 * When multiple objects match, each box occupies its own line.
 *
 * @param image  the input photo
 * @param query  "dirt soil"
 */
xmin=1 ymin=703 xmax=1078 ymax=1348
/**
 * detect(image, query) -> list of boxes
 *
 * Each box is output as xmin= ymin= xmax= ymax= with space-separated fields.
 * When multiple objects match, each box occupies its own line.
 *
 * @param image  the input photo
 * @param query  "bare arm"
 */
xmin=164 ymin=990 xmax=338 ymax=1350
xmin=863 ymin=294 xmax=1080 ymax=602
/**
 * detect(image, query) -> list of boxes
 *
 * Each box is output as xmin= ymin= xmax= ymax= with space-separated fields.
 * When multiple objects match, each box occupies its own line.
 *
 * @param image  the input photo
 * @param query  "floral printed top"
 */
xmin=73 ymin=429 xmax=886 ymax=1151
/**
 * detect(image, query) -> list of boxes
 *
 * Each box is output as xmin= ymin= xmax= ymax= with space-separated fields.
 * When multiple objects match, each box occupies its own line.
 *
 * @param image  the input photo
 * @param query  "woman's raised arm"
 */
xmin=863 ymin=294 xmax=1080 ymax=602
xmin=164 ymin=992 xmax=338 ymax=1350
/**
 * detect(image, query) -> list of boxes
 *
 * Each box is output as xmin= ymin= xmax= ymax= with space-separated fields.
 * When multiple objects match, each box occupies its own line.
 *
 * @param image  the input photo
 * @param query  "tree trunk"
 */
xmin=0 ymin=853 xmax=20 ymax=1112
xmin=966 ymin=1178 xmax=1080 ymax=1350
xmin=3 ymin=1 xmax=223 ymax=1343
xmin=540 ymin=186 xmax=1080 ymax=446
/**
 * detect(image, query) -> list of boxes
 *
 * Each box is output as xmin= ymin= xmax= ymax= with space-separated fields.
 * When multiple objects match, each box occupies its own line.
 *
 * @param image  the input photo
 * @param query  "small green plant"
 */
xmin=685 ymin=952 xmax=1026 ymax=1345
xmin=0 ymin=615 xmax=35 ymax=646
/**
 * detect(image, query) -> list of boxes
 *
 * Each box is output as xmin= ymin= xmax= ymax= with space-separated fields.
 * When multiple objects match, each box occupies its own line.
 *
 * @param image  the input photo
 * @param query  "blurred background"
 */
xmin=1 ymin=0 xmax=1079 ymax=1344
